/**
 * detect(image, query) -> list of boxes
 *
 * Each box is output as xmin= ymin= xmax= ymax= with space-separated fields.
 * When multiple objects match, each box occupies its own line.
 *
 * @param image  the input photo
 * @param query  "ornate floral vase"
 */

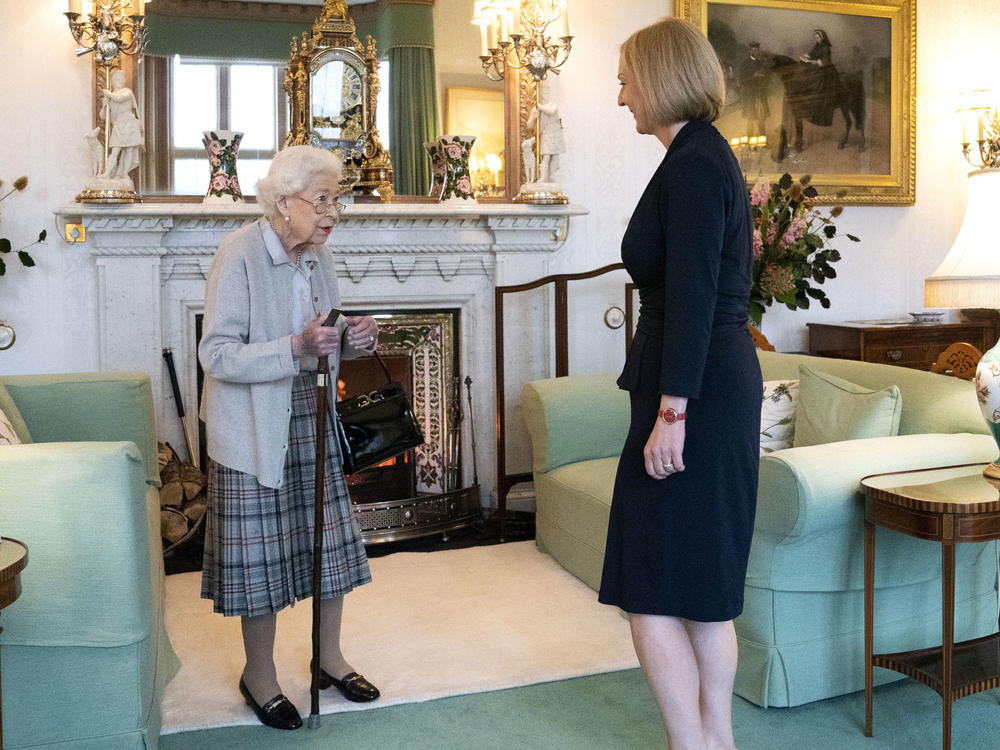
xmin=975 ymin=341 xmax=1000 ymax=479
xmin=202 ymin=130 xmax=244 ymax=204
xmin=437 ymin=135 xmax=476 ymax=203
xmin=424 ymin=140 xmax=447 ymax=201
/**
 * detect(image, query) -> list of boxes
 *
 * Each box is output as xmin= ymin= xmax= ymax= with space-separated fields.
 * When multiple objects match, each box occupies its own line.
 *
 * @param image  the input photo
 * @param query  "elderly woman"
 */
xmin=199 ymin=145 xmax=379 ymax=731
xmin=601 ymin=18 xmax=760 ymax=750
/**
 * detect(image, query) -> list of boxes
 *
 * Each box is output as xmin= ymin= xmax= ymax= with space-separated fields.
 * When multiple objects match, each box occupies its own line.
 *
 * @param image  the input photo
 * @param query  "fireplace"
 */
xmin=336 ymin=309 xmax=481 ymax=543
xmin=57 ymin=201 xmax=584 ymax=520
xmin=196 ymin=309 xmax=480 ymax=543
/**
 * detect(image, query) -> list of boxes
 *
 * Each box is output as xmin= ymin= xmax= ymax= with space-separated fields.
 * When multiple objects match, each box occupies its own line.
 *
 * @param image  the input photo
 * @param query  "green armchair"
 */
xmin=521 ymin=351 xmax=1000 ymax=708
xmin=0 ymin=372 xmax=179 ymax=749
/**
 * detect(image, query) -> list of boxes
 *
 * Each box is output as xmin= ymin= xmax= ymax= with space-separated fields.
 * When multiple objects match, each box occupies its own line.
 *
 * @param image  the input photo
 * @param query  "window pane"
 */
xmin=173 ymin=158 xmax=206 ymax=196
xmin=231 ymin=64 xmax=276 ymax=151
xmin=237 ymin=159 xmax=271 ymax=196
xmin=377 ymin=60 xmax=390 ymax=151
xmin=172 ymin=58 xmax=218 ymax=149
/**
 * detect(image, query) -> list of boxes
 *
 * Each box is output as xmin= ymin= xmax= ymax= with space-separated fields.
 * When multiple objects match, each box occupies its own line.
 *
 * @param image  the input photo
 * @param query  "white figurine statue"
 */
xmin=521 ymin=136 xmax=536 ymax=184
xmin=84 ymin=127 xmax=104 ymax=178
xmin=525 ymin=82 xmax=567 ymax=185
xmin=79 ymin=68 xmax=144 ymax=200
xmin=102 ymin=69 xmax=144 ymax=180
xmin=517 ymin=81 xmax=569 ymax=202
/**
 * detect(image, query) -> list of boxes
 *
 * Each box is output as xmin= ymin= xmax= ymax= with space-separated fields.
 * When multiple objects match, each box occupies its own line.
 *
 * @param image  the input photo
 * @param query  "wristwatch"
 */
xmin=658 ymin=407 xmax=686 ymax=425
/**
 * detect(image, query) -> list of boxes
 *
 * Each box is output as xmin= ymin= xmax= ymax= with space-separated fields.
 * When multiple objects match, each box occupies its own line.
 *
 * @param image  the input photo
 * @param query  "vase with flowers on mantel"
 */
xmin=438 ymin=134 xmax=477 ymax=204
xmin=202 ymin=130 xmax=244 ymax=204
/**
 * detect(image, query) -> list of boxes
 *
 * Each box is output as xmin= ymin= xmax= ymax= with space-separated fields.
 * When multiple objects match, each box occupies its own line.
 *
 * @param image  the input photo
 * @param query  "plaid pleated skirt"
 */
xmin=201 ymin=372 xmax=372 ymax=617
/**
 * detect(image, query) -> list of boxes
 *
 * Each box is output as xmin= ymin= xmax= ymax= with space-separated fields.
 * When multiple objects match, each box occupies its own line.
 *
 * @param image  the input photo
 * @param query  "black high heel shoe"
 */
xmin=316 ymin=667 xmax=381 ymax=702
xmin=239 ymin=677 xmax=303 ymax=730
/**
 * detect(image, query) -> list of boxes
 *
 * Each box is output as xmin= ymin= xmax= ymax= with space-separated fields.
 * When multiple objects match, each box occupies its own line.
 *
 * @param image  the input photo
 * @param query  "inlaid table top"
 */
xmin=0 ymin=539 xmax=28 ymax=610
xmin=862 ymin=464 xmax=1000 ymax=518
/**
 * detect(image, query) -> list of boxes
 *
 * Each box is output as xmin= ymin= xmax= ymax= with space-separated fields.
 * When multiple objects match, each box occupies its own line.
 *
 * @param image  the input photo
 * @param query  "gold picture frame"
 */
xmin=680 ymin=0 xmax=915 ymax=205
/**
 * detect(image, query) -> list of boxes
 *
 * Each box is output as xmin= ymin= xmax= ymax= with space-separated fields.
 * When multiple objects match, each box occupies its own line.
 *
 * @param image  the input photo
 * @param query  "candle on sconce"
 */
xmin=487 ymin=22 xmax=497 ymax=51
xmin=558 ymin=1 xmax=570 ymax=37
xmin=759 ymin=135 xmax=767 ymax=147
xmin=67 ymin=0 xmax=81 ymax=13
xmin=479 ymin=24 xmax=488 ymax=56
xmin=730 ymin=137 xmax=740 ymax=147
xmin=740 ymin=136 xmax=749 ymax=145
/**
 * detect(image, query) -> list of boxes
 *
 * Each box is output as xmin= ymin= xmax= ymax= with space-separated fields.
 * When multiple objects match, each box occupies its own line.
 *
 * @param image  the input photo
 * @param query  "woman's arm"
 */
xmin=199 ymin=247 xmax=299 ymax=384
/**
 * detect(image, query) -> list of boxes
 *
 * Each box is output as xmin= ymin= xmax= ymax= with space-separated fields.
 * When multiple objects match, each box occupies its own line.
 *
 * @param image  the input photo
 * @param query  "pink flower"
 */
xmin=229 ymin=176 xmax=241 ymax=195
xmin=752 ymin=229 xmax=764 ymax=260
xmin=445 ymin=143 xmax=463 ymax=160
xmin=210 ymin=155 xmax=221 ymax=168
xmin=765 ymin=221 xmax=777 ymax=245
xmin=750 ymin=179 xmax=770 ymax=207
xmin=208 ymin=139 xmax=225 ymax=156
xmin=210 ymin=173 xmax=228 ymax=191
xmin=456 ymin=176 xmax=472 ymax=194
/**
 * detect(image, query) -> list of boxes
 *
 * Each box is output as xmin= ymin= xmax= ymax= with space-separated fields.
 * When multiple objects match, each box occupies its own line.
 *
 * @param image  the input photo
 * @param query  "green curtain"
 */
xmin=389 ymin=46 xmax=439 ymax=196
xmin=144 ymin=12 xmax=309 ymax=61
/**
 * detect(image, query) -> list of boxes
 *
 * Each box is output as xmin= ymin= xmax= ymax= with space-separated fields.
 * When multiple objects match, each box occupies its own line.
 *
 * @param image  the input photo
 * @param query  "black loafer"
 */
xmin=239 ymin=677 xmax=303 ymax=730
xmin=318 ymin=669 xmax=381 ymax=702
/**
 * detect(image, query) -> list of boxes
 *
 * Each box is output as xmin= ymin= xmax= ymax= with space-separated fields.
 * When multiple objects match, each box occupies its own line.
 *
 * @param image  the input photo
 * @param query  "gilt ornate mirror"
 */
xmin=107 ymin=0 xmax=520 ymax=200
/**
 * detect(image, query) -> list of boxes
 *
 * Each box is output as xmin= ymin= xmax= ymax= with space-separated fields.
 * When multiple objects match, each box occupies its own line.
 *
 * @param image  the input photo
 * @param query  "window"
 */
xmin=142 ymin=56 xmax=288 ymax=195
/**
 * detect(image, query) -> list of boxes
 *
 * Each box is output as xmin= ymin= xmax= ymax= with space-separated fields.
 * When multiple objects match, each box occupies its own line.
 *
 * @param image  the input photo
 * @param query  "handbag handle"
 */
xmin=370 ymin=348 xmax=393 ymax=384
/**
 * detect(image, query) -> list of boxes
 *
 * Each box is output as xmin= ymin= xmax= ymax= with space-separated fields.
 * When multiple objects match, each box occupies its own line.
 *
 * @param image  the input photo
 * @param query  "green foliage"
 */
xmin=0 ymin=176 xmax=43 ymax=280
xmin=747 ymin=173 xmax=860 ymax=327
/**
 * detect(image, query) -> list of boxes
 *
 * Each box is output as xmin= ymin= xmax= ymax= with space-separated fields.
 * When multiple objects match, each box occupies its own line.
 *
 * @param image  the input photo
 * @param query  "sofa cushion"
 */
xmin=793 ymin=365 xmax=902 ymax=447
xmin=757 ymin=350 xmax=987 ymax=437
xmin=0 ymin=383 xmax=31 ymax=444
xmin=760 ymin=379 xmax=798 ymax=454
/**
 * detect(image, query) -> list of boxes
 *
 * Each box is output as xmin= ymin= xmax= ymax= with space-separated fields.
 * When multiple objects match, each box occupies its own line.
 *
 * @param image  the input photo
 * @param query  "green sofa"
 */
xmin=521 ymin=350 xmax=1000 ymax=708
xmin=0 ymin=372 xmax=179 ymax=749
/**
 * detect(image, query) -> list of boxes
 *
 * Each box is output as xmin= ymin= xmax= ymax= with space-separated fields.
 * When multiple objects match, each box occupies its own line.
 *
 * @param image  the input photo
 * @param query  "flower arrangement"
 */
xmin=748 ymin=173 xmax=858 ymax=327
xmin=0 ymin=176 xmax=44 ymax=280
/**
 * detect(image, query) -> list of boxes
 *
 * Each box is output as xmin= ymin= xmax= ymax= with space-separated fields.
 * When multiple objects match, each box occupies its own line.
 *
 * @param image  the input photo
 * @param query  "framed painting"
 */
xmin=680 ymin=0 xmax=915 ymax=205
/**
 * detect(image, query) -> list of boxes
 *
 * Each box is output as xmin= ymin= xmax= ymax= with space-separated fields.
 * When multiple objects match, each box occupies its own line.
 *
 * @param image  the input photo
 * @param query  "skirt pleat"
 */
xmin=201 ymin=372 xmax=372 ymax=617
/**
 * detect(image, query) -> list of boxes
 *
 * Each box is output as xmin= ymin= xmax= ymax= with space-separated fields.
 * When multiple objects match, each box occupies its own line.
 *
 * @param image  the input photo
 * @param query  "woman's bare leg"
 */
xmin=629 ymin=613 xmax=706 ymax=750
xmin=684 ymin=619 xmax=738 ymax=750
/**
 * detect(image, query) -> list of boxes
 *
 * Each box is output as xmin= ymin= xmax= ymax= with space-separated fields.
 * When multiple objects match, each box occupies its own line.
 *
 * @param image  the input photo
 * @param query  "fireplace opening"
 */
xmin=195 ymin=308 xmax=481 ymax=545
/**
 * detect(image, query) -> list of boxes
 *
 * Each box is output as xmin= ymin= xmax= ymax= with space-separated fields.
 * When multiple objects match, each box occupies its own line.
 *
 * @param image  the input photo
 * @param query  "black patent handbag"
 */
xmin=334 ymin=350 xmax=424 ymax=475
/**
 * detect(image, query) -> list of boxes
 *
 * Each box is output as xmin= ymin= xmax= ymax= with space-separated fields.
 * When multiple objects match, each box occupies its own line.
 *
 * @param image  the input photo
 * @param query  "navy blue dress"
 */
xmin=597 ymin=120 xmax=762 ymax=622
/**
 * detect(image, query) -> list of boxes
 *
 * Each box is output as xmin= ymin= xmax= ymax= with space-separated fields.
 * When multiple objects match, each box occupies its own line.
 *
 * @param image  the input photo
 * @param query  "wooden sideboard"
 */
xmin=806 ymin=320 xmax=995 ymax=371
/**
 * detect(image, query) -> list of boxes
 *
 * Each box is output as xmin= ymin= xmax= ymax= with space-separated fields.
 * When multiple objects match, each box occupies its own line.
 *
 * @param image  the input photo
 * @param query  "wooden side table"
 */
xmin=862 ymin=466 xmax=1000 ymax=750
xmin=806 ymin=320 xmax=992 ymax=371
xmin=0 ymin=538 xmax=27 ymax=750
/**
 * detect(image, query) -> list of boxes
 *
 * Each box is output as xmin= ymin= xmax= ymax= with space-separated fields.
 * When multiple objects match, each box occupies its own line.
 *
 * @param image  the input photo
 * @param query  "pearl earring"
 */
xmin=283 ymin=214 xmax=290 ymax=222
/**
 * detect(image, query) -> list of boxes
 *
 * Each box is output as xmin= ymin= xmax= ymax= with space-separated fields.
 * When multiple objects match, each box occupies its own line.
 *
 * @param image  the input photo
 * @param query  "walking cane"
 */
xmin=308 ymin=309 xmax=340 ymax=729
xmin=308 ymin=350 xmax=330 ymax=730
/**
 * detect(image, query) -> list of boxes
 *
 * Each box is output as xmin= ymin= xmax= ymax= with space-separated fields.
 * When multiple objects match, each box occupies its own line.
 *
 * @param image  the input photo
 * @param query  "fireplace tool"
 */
xmin=162 ymin=348 xmax=199 ymax=469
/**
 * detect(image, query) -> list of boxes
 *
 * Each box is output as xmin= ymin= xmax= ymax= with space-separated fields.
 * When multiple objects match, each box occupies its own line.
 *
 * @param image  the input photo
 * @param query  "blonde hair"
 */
xmin=256 ymin=145 xmax=343 ymax=217
xmin=620 ymin=17 xmax=725 ymax=127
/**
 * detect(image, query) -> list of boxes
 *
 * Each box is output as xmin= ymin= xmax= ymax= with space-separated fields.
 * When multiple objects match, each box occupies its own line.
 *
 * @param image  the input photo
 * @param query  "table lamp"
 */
xmin=925 ymin=95 xmax=1000 ymax=476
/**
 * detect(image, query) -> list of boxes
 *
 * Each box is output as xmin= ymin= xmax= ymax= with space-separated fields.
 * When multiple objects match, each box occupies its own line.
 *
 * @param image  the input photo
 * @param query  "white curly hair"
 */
xmin=256 ymin=145 xmax=343 ymax=218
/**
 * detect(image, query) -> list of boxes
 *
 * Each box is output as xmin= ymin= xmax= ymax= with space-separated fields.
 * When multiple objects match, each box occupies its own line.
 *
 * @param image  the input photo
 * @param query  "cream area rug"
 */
xmin=160 ymin=541 xmax=639 ymax=734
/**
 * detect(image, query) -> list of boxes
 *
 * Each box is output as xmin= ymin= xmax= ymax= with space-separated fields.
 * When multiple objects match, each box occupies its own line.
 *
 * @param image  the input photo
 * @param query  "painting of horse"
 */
xmin=768 ymin=53 xmax=867 ymax=162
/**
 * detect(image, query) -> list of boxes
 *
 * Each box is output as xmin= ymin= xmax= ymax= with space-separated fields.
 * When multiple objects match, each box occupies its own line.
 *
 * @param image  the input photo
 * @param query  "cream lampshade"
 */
xmin=925 ymin=167 xmax=1000 ymax=478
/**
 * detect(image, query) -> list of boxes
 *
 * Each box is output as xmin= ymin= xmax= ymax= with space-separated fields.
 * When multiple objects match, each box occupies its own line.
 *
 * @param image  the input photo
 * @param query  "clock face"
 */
xmin=341 ymin=64 xmax=363 ymax=109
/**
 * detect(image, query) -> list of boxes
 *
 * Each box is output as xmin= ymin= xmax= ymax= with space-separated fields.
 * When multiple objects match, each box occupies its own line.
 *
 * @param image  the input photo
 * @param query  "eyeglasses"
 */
xmin=295 ymin=195 xmax=349 ymax=217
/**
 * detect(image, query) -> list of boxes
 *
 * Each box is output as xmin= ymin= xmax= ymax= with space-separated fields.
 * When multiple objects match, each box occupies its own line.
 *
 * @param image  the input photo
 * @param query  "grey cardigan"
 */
xmin=198 ymin=218 xmax=366 ymax=489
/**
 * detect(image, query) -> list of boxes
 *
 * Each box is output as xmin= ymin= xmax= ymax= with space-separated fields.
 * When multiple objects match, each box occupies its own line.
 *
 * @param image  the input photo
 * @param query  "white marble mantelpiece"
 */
xmin=55 ymin=201 xmax=587 ymax=507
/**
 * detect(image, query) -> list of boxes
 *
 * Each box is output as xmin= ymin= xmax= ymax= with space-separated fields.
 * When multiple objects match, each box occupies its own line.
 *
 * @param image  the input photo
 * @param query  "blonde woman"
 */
xmin=598 ymin=18 xmax=760 ymax=750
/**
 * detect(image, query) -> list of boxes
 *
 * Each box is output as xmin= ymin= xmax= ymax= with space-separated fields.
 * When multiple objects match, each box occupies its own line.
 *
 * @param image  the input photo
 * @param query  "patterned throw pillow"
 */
xmin=760 ymin=379 xmax=799 ymax=455
xmin=0 ymin=406 xmax=21 ymax=446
